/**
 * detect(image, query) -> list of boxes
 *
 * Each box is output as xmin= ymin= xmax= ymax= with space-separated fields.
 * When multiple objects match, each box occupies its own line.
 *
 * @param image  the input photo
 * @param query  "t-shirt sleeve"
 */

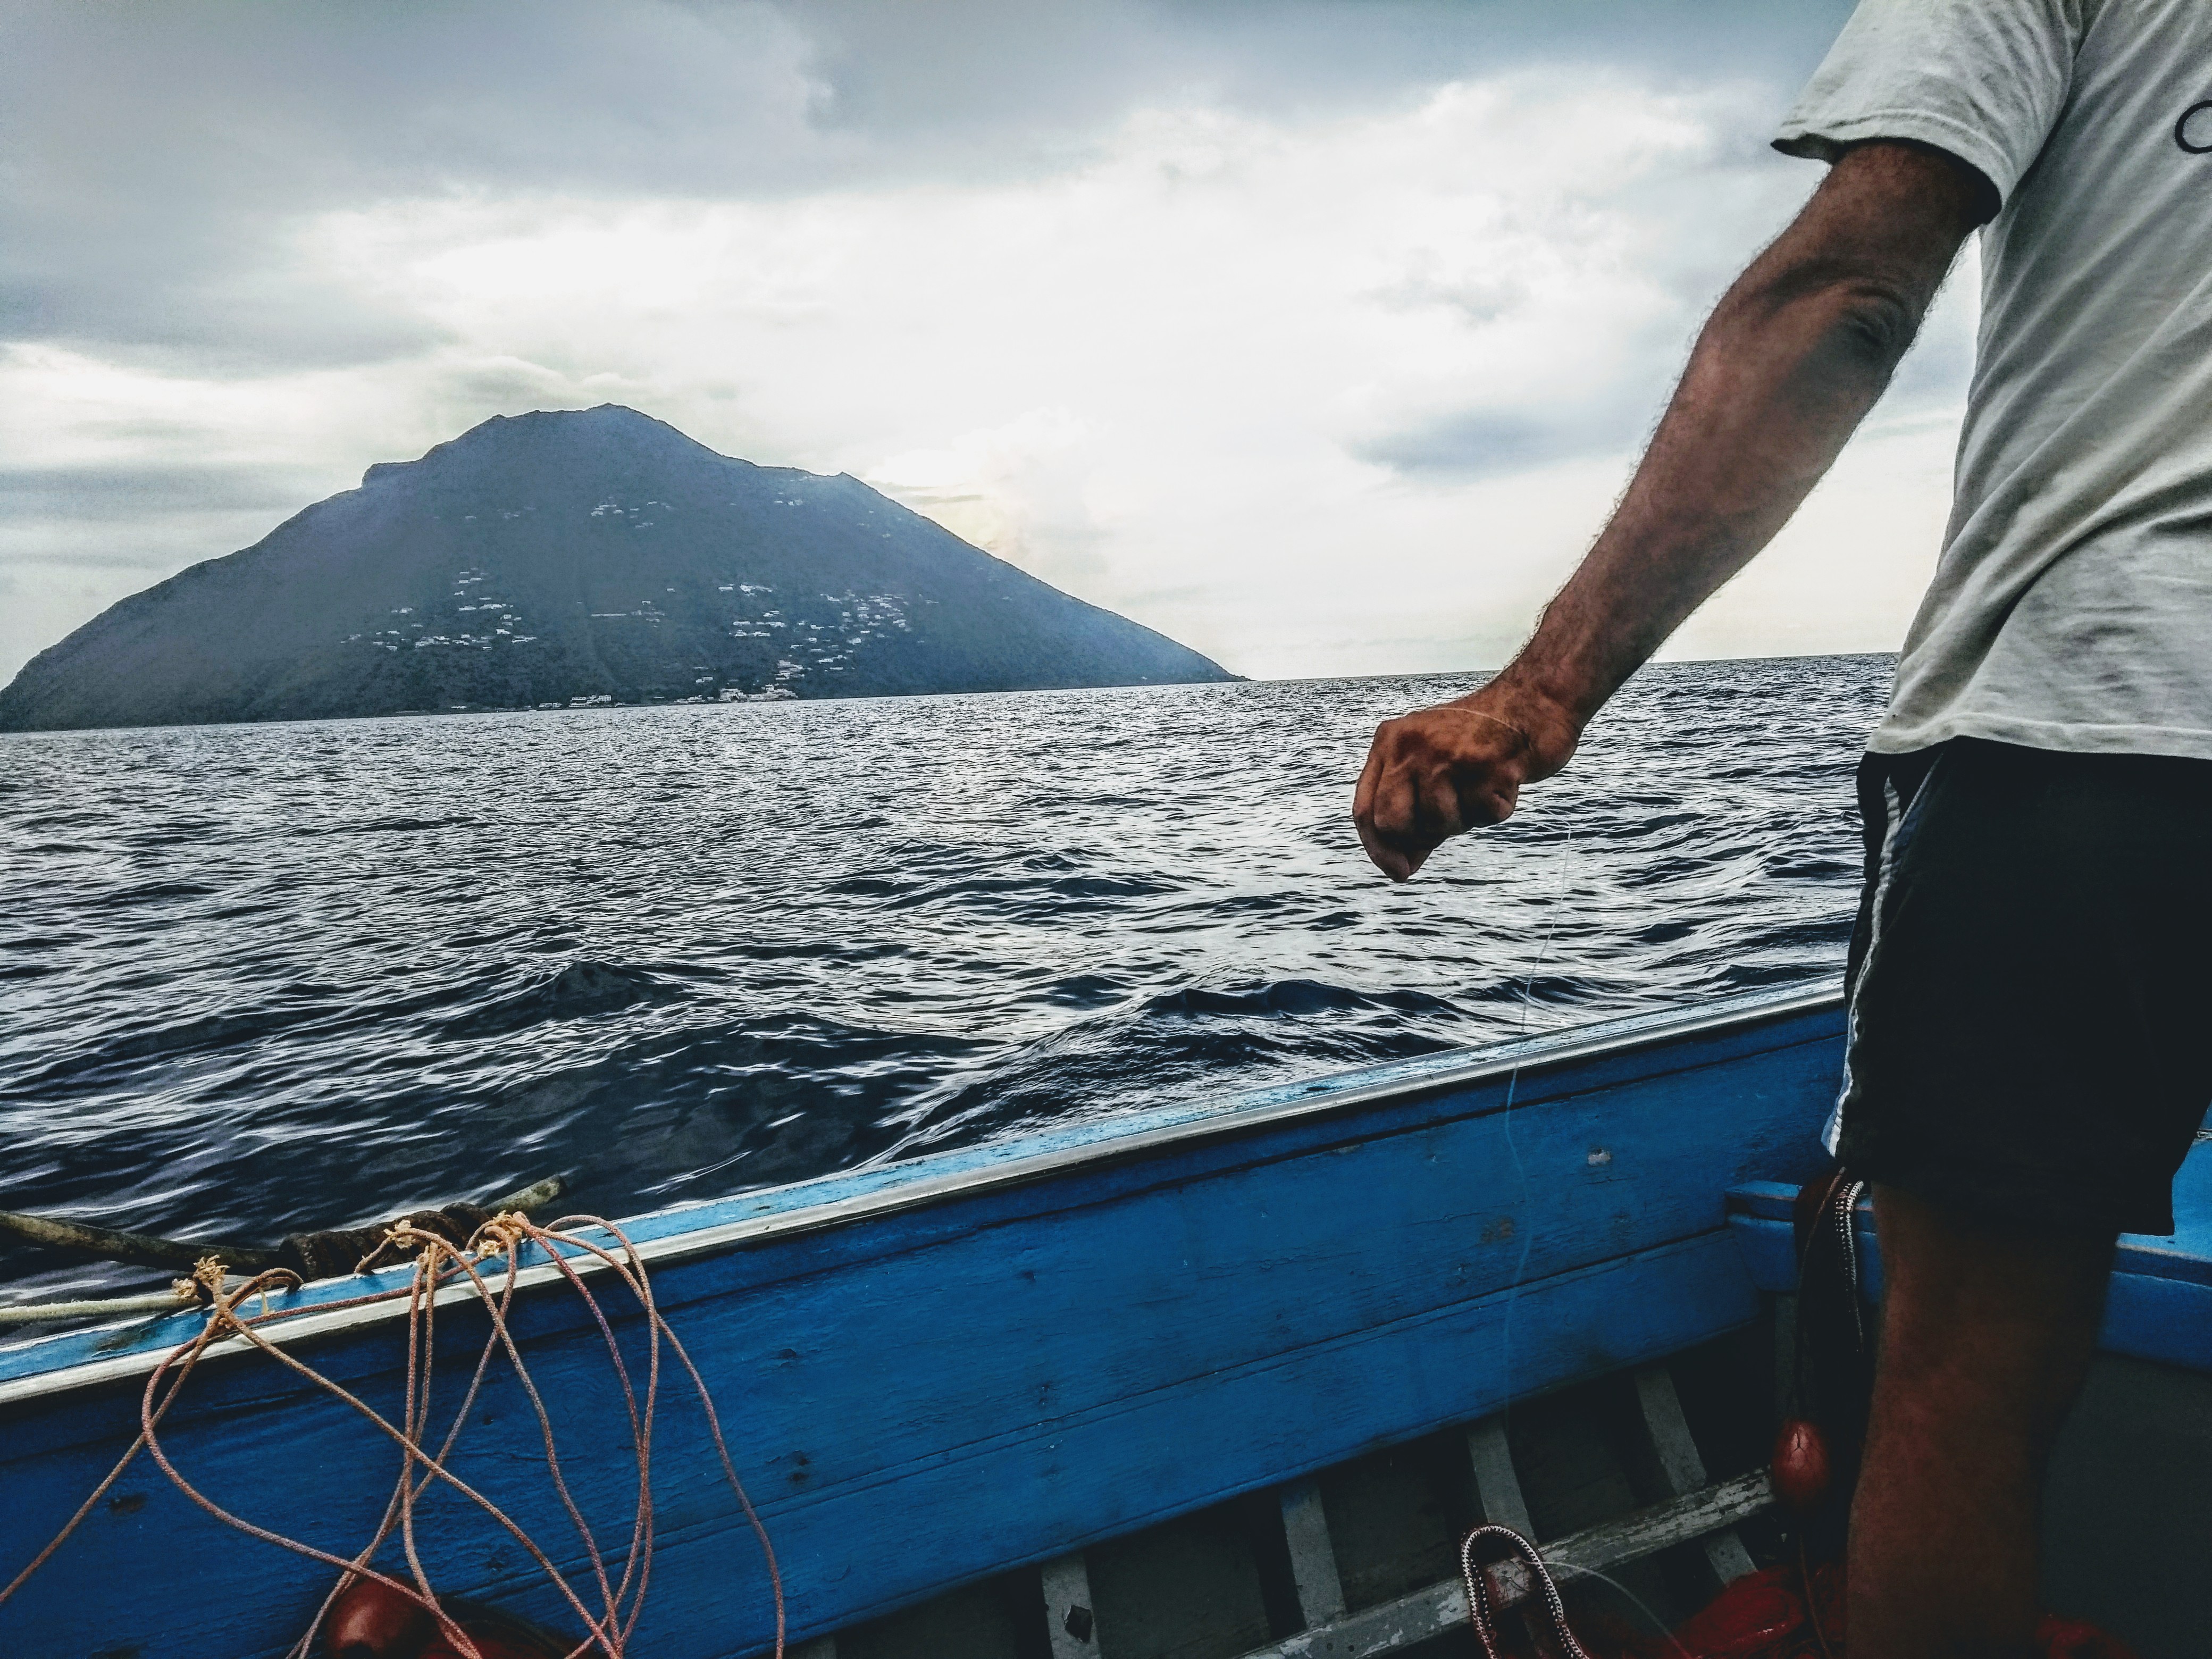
xmin=1773 ymin=0 xmax=2089 ymax=207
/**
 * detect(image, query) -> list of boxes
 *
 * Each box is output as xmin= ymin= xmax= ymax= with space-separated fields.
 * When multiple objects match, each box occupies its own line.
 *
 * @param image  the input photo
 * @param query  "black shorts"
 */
xmin=1832 ymin=737 xmax=2212 ymax=1236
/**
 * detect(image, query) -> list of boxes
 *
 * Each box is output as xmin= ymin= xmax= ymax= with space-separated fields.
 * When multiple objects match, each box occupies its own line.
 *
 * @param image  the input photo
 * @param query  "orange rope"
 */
xmin=1799 ymin=1535 xmax=1839 ymax=1659
xmin=0 ymin=1213 xmax=785 ymax=1659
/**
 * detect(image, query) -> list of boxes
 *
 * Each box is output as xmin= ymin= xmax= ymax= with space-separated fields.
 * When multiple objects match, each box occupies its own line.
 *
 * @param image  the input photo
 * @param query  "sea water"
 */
xmin=0 ymin=657 xmax=1888 ymax=1300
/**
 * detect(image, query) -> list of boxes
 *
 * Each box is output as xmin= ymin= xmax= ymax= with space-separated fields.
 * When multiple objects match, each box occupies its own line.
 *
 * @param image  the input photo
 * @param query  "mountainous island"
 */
xmin=0 ymin=406 xmax=1235 ymax=732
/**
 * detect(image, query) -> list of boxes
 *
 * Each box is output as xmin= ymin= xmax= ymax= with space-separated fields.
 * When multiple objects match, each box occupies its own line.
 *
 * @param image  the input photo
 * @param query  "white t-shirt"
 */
xmin=1778 ymin=0 xmax=2212 ymax=761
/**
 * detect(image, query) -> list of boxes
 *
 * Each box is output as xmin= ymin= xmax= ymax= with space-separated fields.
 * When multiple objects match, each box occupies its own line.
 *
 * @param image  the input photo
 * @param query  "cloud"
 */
xmin=869 ymin=408 xmax=1112 ymax=585
xmin=2 ymin=0 xmax=1850 ymax=370
xmin=0 ymin=1 xmax=826 ymax=369
xmin=2 ymin=0 xmax=1967 ymax=690
xmin=1356 ymin=408 xmax=1643 ymax=479
xmin=0 ymin=465 xmax=312 ymax=522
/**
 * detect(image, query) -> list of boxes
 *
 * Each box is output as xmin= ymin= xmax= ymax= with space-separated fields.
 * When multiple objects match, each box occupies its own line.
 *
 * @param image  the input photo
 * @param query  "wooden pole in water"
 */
xmin=0 ymin=1210 xmax=278 ymax=1273
xmin=0 ymin=1173 xmax=569 ymax=1274
xmin=487 ymin=1174 xmax=567 ymax=1217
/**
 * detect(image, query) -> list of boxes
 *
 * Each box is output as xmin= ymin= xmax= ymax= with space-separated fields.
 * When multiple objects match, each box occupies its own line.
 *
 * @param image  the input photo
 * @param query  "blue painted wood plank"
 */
xmin=2100 ymin=1272 xmax=2212 ymax=1372
xmin=1724 ymin=1212 xmax=1798 ymax=1292
xmin=0 ymin=989 xmax=1844 ymax=1659
xmin=1727 ymin=1136 xmax=2212 ymax=1373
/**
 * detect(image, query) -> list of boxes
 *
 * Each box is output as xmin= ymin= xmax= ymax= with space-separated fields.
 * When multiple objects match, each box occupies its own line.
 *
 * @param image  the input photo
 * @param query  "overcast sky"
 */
xmin=0 ymin=0 xmax=1975 ymax=685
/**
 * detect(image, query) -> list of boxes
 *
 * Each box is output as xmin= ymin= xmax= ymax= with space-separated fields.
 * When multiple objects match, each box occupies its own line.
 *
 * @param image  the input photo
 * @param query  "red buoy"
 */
xmin=326 ymin=1577 xmax=433 ymax=1659
xmin=1771 ymin=1417 xmax=1833 ymax=1513
xmin=324 ymin=1578 xmax=573 ymax=1659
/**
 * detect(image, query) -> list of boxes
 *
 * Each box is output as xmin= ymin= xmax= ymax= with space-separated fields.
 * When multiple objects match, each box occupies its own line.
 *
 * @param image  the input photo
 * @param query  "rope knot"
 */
xmin=373 ymin=1223 xmax=450 ymax=1279
xmin=472 ymin=1211 xmax=532 ymax=1262
xmin=339 ymin=1206 xmax=492 ymax=1277
xmin=189 ymin=1255 xmax=228 ymax=1306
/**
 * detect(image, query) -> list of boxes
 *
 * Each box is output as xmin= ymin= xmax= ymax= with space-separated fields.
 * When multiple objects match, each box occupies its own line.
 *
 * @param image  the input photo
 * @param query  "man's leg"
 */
xmin=1847 ymin=1185 xmax=2116 ymax=1659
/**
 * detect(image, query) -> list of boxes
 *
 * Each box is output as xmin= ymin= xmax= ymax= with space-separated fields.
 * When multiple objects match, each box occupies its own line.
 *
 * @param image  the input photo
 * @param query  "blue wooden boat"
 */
xmin=4 ymin=985 xmax=2208 ymax=1658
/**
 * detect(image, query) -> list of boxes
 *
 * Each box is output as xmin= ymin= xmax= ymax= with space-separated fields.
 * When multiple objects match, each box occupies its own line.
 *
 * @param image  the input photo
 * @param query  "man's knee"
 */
xmin=1871 ymin=1184 xmax=2114 ymax=1442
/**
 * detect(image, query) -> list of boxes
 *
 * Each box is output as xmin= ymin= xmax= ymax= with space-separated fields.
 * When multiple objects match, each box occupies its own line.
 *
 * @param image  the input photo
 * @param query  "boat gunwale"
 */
xmin=0 ymin=983 xmax=1843 ymax=1411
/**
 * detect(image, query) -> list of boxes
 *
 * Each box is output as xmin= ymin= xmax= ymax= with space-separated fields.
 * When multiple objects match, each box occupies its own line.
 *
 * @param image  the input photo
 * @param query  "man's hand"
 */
xmin=1351 ymin=139 xmax=1988 ymax=881
xmin=1354 ymin=685 xmax=1581 ymax=880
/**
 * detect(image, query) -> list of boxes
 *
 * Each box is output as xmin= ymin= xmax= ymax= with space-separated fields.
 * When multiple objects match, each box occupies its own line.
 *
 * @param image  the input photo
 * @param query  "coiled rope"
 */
xmin=0 ymin=1211 xmax=783 ymax=1659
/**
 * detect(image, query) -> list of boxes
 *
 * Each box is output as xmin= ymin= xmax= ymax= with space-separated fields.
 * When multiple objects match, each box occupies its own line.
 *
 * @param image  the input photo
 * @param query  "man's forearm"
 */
xmin=1353 ymin=144 xmax=1990 ymax=880
xmin=1500 ymin=267 xmax=1917 ymax=724
xmin=1481 ymin=143 xmax=1985 ymax=739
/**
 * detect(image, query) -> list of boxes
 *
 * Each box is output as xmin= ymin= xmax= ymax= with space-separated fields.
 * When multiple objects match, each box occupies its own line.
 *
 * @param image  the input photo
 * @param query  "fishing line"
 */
xmin=1548 ymin=1562 xmax=1698 ymax=1659
xmin=1491 ymin=814 xmax=1576 ymax=1466
xmin=1477 ymin=820 xmax=1706 ymax=1659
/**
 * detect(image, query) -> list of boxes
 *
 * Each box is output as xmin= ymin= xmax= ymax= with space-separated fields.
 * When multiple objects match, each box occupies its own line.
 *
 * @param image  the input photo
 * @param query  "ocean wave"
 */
xmin=4 ymin=1003 xmax=335 ymax=1090
xmin=1142 ymin=979 xmax=1463 ymax=1018
xmin=287 ymin=814 xmax=481 ymax=837
xmin=86 ymin=879 xmax=217 ymax=907
xmin=434 ymin=959 xmax=678 ymax=1038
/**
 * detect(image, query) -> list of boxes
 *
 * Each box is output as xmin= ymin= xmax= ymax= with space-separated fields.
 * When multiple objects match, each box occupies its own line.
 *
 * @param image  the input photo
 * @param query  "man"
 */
xmin=1352 ymin=3 xmax=2212 ymax=1655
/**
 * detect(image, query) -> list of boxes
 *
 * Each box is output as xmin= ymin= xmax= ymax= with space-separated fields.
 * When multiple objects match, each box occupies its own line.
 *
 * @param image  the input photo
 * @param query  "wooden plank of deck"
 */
xmin=1039 ymin=1553 xmax=1102 ymax=1659
xmin=1464 ymin=1417 xmax=1532 ymax=1535
xmin=1244 ymin=1470 xmax=1776 ymax=1658
xmin=1633 ymin=1363 xmax=1758 ymax=1586
xmin=1278 ymin=1478 xmax=1347 ymax=1628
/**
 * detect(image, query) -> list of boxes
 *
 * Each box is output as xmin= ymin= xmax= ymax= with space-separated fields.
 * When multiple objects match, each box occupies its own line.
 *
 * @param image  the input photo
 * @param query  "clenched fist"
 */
xmin=1352 ymin=691 xmax=1580 ymax=881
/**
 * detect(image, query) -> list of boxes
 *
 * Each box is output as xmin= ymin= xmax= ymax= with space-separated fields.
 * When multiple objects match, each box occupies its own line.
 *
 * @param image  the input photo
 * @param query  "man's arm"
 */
xmin=1353 ymin=141 xmax=1991 ymax=880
